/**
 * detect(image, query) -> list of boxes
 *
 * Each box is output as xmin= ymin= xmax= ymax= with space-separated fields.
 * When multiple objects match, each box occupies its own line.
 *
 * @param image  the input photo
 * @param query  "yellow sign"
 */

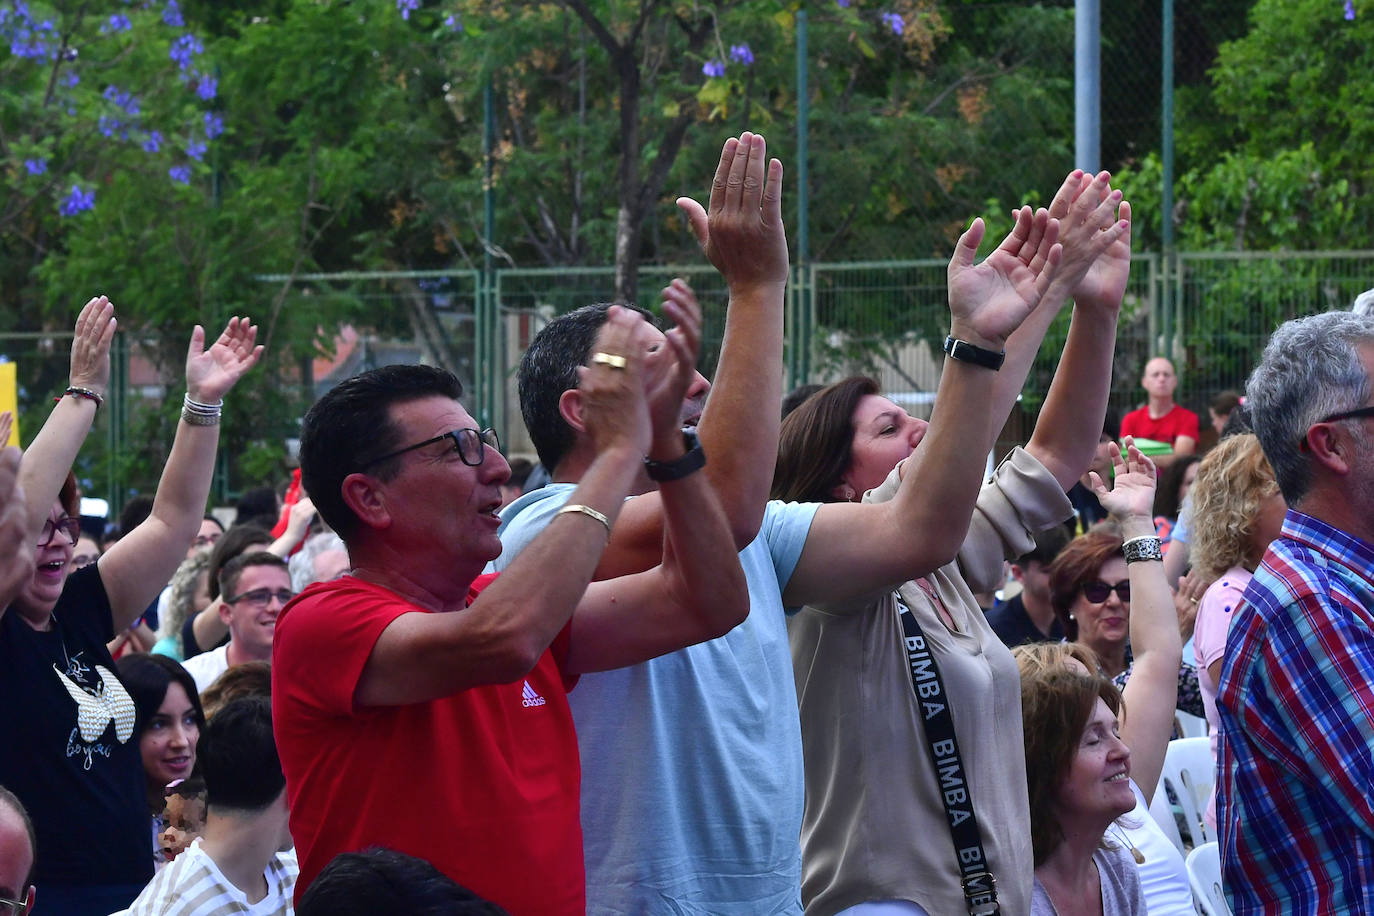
xmin=0 ymin=362 xmax=16 ymax=446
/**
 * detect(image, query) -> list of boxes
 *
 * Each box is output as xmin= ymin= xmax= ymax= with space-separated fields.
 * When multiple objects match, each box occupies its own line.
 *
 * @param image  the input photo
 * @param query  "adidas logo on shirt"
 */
xmin=521 ymin=680 xmax=547 ymax=707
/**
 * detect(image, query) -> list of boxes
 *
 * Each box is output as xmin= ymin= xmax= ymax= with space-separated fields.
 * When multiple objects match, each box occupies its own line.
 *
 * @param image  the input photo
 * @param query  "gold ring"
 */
xmin=1190 ymin=597 xmax=1199 ymax=603
xmin=591 ymin=352 xmax=627 ymax=370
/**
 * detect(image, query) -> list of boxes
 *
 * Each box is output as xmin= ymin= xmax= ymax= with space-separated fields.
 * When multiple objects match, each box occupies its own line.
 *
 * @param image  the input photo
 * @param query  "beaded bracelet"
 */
xmin=55 ymin=386 xmax=104 ymax=408
xmin=181 ymin=393 xmax=223 ymax=426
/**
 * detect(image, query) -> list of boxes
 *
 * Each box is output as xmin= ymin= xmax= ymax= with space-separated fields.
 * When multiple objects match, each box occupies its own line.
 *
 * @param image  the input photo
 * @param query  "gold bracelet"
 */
xmin=556 ymin=503 xmax=611 ymax=537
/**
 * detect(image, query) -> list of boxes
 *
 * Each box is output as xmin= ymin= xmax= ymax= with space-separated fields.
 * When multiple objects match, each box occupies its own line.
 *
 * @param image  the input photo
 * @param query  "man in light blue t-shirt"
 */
xmin=498 ymin=132 xmax=1077 ymax=914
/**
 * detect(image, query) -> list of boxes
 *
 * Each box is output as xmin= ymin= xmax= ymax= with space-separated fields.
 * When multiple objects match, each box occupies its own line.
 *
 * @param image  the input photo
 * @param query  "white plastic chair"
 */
xmin=1186 ymin=841 xmax=1232 ymax=916
xmin=1147 ymin=779 xmax=1185 ymax=854
xmin=1175 ymin=710 xmax=1209 ymax=739
xmin=1160 ymin=736 xmax=1215 ymax=847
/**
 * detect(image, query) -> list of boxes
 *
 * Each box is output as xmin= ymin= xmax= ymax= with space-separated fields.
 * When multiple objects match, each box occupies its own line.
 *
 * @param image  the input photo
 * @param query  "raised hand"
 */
xmin=69 ymin=295 xmax=117 ymax=398
xmin=578 ymin=306 xmax=653 ymax=460
xmin=946 ymin=208 xmax=1062 ymax=349
xmin=186 ymin=316 xmax=264 ymax=403
xmin=676 ymin=131 xmax=788 ymax=292
xmin=1090 ymin=437 xmax=1158 ymax=522
xmin=1042 ymin=170 xmax=1132 ymax=312
xmin=0 ymin=443 xmax=34 ymax=611
xmin=642 ymin=279 xmax=703 ymax=459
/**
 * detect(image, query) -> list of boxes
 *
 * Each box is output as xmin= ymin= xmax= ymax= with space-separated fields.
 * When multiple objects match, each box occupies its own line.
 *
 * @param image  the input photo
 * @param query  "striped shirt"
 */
xmin=1217 ymin=509 xmax=1374 ymax=915
xmin=115 ymin=838 xmax=297 ymax=915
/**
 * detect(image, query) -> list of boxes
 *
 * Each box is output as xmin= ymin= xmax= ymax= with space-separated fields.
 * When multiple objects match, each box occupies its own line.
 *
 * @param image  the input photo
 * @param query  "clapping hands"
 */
xmin=946 ymin=207 xmax=1062 ymax=349
xmin=186 ymin=317 xmax=263 ymax=403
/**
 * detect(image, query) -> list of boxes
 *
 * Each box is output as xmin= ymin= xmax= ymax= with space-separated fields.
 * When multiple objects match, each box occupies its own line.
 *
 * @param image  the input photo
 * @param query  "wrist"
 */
xmin=1115 ymin=515 xmax=1156 ymax=539
xmin=946 ymin=322 xmax=1005 ymax=352
xmin=647 ymin=432 xmax=688 ymax=464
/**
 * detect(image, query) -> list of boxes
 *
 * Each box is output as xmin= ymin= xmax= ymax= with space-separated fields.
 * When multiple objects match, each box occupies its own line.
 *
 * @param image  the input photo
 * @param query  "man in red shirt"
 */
xmin=272 ymin=303 xmax=747 ymax=914
xmin=1120 ymin=356 xmax=1199 ymax=468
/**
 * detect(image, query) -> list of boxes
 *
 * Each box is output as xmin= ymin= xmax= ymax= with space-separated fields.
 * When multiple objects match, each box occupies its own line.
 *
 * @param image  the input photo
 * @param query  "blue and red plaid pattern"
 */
xmin=1217 ymin=509 xmax=1374 ymax=914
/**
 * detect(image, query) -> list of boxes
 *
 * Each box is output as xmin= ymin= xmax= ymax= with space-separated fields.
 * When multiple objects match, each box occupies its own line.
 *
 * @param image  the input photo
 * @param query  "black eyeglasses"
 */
xmin=38 ymin=515 xmax=81 ymax=548
xmin=1081 ymin=579 xmax=1131 ymax=604
xmin=361 ymin=427 xmax=500 ymax=471
xmin=226 ymin=587 xmax=295 ymax=608
xmin=1300 ymin=404 xmax=1374 ymax=449
xmin=0 ymin=887 xmax=33 ymax=916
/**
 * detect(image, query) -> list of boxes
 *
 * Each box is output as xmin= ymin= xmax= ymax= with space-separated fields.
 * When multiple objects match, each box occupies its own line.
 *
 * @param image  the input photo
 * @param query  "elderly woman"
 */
xmin=0 ymin=297 xmax=260 ymax=914
xmin=1187 ymin=433 xmax=1285 ymax=829
xmin=1016 ymin=441 xmax=1194 ymax=916
xmin=1048 ymin=530 xmax=1206 ymax=718
xmin=776 ymin=171 xmax=1131 ymax=916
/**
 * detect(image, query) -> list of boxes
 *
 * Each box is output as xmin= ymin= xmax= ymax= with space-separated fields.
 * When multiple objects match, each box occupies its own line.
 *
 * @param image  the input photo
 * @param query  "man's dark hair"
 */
xmin=200 ymin=696 xmax=285 ymax=812
xmin=118 ymin=493 xmax=155 ymax=536
xmin=1101 ymin=406 xmax=1120 ymax=442
xmin=0 ymin=785 xmax=36 ymax=890
xmin=233 ymin=486 xmax=280 ymax=529
xmin=505 ymin=457 xmax=534 ymax=490
xmin=297 ymin=847 xmax=510 ymax=915
xmin=780 ymin=383 xmax=825 ymax=420
xmin=218 ymin=551 xmax=289 ymax=602
xmin=1015 ymin=524 xmax=1071 ymax=569
xmin=299 ymin=365 xmax=464 ymax=541
xmin=206 ymin=524 xmax=273 ymax=600
xmin=518 ymin=304 xmax=615 ymax=473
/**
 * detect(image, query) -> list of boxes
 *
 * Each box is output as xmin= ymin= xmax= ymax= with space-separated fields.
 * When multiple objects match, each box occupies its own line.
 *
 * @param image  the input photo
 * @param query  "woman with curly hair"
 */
xmin=151 ymin=551 xmax=214 ymax=660
xmin=1187 ymin=433 xmax=1286 ymax=829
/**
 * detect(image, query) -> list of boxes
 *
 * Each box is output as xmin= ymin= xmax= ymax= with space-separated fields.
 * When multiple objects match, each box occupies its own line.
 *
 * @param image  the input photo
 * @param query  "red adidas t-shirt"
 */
xmin=272 ymin=573 xmax=583 ymax=914
xmin=1120 ymin=404 xmax=1200 ymax=447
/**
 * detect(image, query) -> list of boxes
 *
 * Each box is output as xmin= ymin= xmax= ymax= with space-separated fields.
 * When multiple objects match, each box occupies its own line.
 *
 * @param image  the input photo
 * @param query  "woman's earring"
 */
xmin=842 ymin=486 xmax=856 ymax=501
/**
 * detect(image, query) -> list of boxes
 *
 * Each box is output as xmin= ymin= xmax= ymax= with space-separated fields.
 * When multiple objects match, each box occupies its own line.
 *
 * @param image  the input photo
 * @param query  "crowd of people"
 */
xmin=0 ymin=130 xmax=1370 ymax=916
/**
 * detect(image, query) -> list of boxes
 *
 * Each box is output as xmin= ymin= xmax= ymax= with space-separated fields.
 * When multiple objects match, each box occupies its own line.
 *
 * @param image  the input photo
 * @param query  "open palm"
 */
xmin=186 ymin=316 xmax=263 ymax=403
xmin=947 ymin=210 xmax=1061 ymax=346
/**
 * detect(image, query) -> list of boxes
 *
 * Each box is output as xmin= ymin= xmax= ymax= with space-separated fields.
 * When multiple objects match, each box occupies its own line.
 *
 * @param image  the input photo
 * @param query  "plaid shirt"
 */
xmin=1217 ymin=509 xmax=1374 ymax=914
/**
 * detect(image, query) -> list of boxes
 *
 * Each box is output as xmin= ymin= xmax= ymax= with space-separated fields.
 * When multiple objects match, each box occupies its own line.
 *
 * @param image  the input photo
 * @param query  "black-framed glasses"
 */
xmin=226 ymin=587 xmax=294 ymax=608
xmin=361 ymin=427 xmax=500 ymax=471
xmin=1300 ymin=404 xmax=1374 ymax=449
xmin=0 ymin=887 xmax=33 ymax=915
xmin=1081 ymin=579 xmax=1131 ymax=604
xmin=38 ymin=515 xmax=81 ymax=548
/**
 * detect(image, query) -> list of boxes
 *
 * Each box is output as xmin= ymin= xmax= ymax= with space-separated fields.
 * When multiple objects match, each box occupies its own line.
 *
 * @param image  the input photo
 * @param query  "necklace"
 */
xmin=47 ymin=611 xmax=73 ymax=674
xmin=1106 ymin=820 xmax=1145 ymax=864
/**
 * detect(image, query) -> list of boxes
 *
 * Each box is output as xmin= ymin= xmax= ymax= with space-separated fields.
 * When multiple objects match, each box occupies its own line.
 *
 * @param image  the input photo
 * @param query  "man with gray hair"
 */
xmin=1216 ymin=310 xmax=1374 ymax=915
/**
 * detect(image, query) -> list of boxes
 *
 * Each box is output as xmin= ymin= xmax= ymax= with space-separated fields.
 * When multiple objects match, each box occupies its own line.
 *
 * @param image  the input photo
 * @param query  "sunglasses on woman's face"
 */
xmin=1081 ymin=579 xmax=1130 ymax=604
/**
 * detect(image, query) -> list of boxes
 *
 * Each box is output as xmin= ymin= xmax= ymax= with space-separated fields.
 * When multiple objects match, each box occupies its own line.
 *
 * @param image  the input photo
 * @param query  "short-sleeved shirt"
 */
xmin=272 ymin=574 xmax=584 ymax=915
xmin=493 ymin=487 xmax=819 ymax=915
xmin=985 ymin=592 xmax=1064 ymax=648
xmin=1120 ymin=405 xmax=1200 ymax=448
xmin=0 ymin=564 xmax=150 ymax=891
xmin=1217 ymin=510 xmax=1374 ymax=914
xmin=114 ymin=839 xmax=297 ymax=915
xmin=1193 ymin=566 xmax=1250 ymax=830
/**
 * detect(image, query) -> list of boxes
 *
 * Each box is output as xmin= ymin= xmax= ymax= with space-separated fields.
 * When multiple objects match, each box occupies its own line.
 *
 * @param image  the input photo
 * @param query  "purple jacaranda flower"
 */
xmin=97 ymin=115 xmax=120 ymax=138
xmin=60 ymin=69 xmax=79 ymax=88
xmin=881 ymin=11 xmax=903 ymax=34
xmin=186 ymin=138 xmax=206 ymax=161
xmin=169 ymin=33 xmax=203 ymax=72
xmin=702 ymin=59 xmax=725 ymax=78
xmin=24 ymin=158 xmax=46 ymax=176
xmin=59 ymin=185 xmax=95 ymax=216
xmin=162 ymin=1 xmax=184 ymax=27
xmin=397 ymin=0 xmax=419 ymax=20
xmin=102 ymin=85 xmax=141 ymax=116
xmin=101 ymin=13 xmax=132 ymax=33
xmin=1345 ymin=0 xmax=1356 ymax=19
xmin=444 ymin=13 xmax=462 ymax=30
xmin=203 ymin=112 xmax=224 ymax=139
xmin=195 ymin=75 xmax=217 ymax=101
xmin=169 ymin=165 xmax=191 ymax=184
xmin=836 ymin=0 xmax=850 ymax=6
xmin=143 ymin=130 xmax=163 ymax=153
xmin=729 ymin=44 xmax=754 ymax=65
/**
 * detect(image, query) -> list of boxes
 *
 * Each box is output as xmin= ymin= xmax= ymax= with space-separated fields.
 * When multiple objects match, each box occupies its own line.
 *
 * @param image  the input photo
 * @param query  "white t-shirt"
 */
xmin=115 ymin=837 xmax=297 ymax=915
xmin=1108 ymin=780 xmax=1195 ymax=916
xmin=181 ymin=645 xmax=230 ymax=695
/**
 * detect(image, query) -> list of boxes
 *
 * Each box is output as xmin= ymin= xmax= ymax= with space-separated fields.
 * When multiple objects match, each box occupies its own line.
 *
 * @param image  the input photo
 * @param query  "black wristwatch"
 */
xmin=644 ymin=430 xmax=706 ymax=482
xmin=943 ymin=335 xmax=1005 ymax=371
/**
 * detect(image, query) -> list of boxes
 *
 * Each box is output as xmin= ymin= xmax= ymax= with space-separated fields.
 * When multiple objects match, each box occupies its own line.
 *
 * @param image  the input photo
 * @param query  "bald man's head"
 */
xmin=0 ymin=787 xmax=34 ymax=905
xmin=1141 ymin=356 xmax=1178 ymax=401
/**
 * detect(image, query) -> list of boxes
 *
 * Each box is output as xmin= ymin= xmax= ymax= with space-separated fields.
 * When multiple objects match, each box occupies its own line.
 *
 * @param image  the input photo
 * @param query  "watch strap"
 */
xmin=943 ymin=335 xmax=1006 ymax=371
xmin=644 ymin=430 xmax=706 ymax=482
